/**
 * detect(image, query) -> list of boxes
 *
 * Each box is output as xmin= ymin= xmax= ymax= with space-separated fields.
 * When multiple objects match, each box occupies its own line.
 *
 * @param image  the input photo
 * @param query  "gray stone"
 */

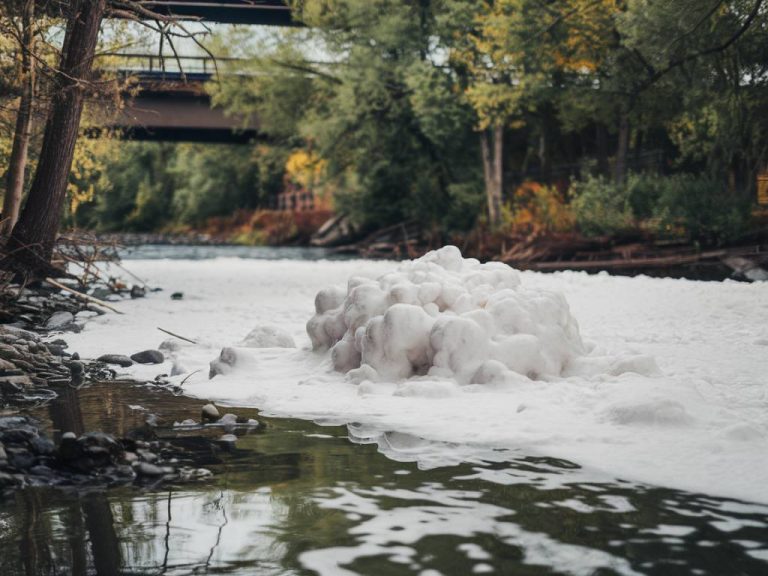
xmin=45 ymin=311 xmax=75 ymax=329
xmin=218 ymin=413 xmax=238 ymax=427
xmin=159 ymin=338 xmax=182 ymax=352
xmin=0 ymin=472 xmax=17 ymax=487
xmin=201 ymin=403 xmax=220 ymax=422
xmin=97 ymin=354 xmax=133 ymax=367
xmin=2 ymin=374 xmax=32 ymax=385
xmin=0 ymin=325 xmax=37 ymax=340
xmin=30 ymin=437 xmax=55 ymax=456
xmin=130 ymin=285 xmax=146 ymax=299
xmin=121 ymin=451 xmax=139 ymax=464
xmin=130 ymin=349 xmax=164 ymax=364
xmin=218 ymin=434 xmax=238 ymax=444
xmin=67 ymin=361 xmax=84 ymax=375
xmin=135 ymin=462 xmax=164 ymax=477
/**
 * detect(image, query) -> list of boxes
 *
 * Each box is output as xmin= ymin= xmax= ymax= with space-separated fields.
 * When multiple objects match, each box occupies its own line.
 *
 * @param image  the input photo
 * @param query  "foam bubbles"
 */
xmin=307 ymin=246 xmax=586 ymax=385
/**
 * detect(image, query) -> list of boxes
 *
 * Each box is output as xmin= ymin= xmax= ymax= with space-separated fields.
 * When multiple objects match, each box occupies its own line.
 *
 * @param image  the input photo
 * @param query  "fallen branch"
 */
xmin=157 ymin=326 xmax=198 ymax=344
xmin=45 ymin=277 xmax=125 ymax=314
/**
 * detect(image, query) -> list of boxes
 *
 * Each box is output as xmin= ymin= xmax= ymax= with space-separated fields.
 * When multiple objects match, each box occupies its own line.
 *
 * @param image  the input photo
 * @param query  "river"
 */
xmin=1 ymin=246 xmax=766 ymax=575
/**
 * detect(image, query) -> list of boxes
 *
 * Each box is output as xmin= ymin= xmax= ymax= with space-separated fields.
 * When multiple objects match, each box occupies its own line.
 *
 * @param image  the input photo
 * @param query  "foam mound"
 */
xmin=307 ymin=245 xmax=586 ymax=384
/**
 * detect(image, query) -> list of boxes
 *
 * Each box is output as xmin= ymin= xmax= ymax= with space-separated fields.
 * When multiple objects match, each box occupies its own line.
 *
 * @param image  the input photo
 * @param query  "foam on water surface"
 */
xmin=62 ymin=249 xmax=768 ymax=504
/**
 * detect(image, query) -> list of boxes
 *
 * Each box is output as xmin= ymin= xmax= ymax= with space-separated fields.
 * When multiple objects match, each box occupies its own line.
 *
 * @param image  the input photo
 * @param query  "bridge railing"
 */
xmin=97 ymin=52 xmax=243 ymax=78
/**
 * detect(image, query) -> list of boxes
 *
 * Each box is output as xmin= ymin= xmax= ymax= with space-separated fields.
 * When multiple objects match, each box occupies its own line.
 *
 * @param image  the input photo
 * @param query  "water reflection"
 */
xmin=0 ymin=383 xmax=767 ymax=575
xmin=118 ymin=244 xmax=355 ymax=262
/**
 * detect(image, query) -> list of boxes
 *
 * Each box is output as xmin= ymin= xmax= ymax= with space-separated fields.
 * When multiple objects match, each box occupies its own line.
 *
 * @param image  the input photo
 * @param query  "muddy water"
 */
xmin=0 ymin=381 xmax=766 ymax=575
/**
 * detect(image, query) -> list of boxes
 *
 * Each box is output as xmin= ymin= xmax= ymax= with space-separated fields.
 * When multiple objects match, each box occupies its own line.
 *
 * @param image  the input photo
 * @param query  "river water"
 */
xmin=1 ymin=246 xmax=766 ymax=575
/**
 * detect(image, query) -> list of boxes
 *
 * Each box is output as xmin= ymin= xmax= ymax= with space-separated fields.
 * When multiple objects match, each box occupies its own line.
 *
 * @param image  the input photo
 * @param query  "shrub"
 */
xmin=507 ymin=182 xmax=575 ymax=235
xmin=653 ymin=175 xmax=750 ymax=245
xmin=570 ymin=175 xmax=634 ymax=236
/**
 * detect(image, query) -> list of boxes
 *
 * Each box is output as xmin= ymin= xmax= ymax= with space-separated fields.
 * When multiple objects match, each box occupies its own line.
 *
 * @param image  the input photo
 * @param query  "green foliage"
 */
xmin=653 ymin=175 xmax=751 ymax=245
xmin=571 ymin=175 xmax=634 ymax=236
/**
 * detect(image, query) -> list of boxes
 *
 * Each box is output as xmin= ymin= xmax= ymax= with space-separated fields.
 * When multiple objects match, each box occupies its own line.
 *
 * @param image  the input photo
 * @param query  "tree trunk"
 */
xmin=2 ymin=0 xmax=106 ymax=275
xmin=1 ymin=0 xmax=35 ymax=237
xmin=481 ymin=126 xmax=503 ymax=228
xmin=596 ymin=123 xmax=610 ymax=176
xmin=614 ymin=113 xmax=630 ymax=184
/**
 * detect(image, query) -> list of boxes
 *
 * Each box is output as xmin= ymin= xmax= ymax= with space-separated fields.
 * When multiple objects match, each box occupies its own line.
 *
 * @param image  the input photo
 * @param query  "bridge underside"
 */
xmin=92 ymin=92 xmax=260 ymax=144
xmin=121 ymin=1 xmax=295 ymax=25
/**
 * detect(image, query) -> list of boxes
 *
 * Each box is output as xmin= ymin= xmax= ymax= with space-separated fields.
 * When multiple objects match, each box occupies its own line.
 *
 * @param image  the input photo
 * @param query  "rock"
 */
xmin=159 ymin=338 xmax=182 ymax=352
xmin=8 ymin=448 xmax=35 ymax=470
xmin=71 ymin=352 xmax=80 ymax=361
xmin=91 ymin=288 xmax=113 ymax=301
xmin=45 ymin=344 xmax=68 ymax=356
xmin=0 ymin=325 xmax=37 ymax=340
xmin=67 ymin=360 xmax=84 ymax=375
xmin=0 ymin=358 xmax=19 ymax=374
xmin=239 ymin=325 xmax=296 ymax=349
xmin=170 ymin=361 xmax=187 ymax=376
xmin=0 ymin=375 xmax=32 ymax=389
xmin=0 ymin=416 xmax=31 ymax=431
xmin=28 ymin=465 xmax=55 ymax=479
xmin=45 ymin=311 xmax=75 ymax=329
xmin=30 ymin=436 xmax=55 ymax=456
xmin=218 ymin=434 xmax=238 ymax=444
xmin=137 ymin=449 xmax=158 ymax=463
xmin=97 ymin=354 xmax=133 ymax=368
xmin=135 ymin=462 xmax=164 ymax=477
xmin=130 ymin=349 xmax=164 ymax=364
xmin=0 ymin=472 xmax=17 ymax=487
xmin=121 ymin=451 xmax=139 ymax=464
xmin=171 ymin=292 xmax=184 ymax=300
xmin=174 ymin=419 xmax=198 ymax=427
xmin=218 ymin=413 xmax=238 ymax=427
xmin=209 ymin=347 xmax=257 ymax=379
xmin=0 ymin=428 xmax=36 ymax=444
xmin=130 ymin=285 xmax=146 ymax=299
xmin=0 ymin=442 xmax=6 ymax=462
xmin=201 ymin=403 xmax=220 ymax=422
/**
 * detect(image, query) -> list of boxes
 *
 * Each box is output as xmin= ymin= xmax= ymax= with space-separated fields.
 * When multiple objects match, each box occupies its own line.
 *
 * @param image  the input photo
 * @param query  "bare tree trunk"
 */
xmin=1 ymin=0 xmax=35 ymax=237
xmin=614 ymin=113 xmax=630 ymax=184
xmin=3 ymin=0 xmax=106 ymax=275
xmin=480 ymin=126 xmax=503 ymax=228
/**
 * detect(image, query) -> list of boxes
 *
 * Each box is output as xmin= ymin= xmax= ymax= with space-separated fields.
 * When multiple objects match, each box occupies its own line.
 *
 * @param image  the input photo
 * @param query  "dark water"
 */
xmin=119 ymin=245 xmax=355 ymax=262
xmin=1 ymin=382 xmax=767 ymax=576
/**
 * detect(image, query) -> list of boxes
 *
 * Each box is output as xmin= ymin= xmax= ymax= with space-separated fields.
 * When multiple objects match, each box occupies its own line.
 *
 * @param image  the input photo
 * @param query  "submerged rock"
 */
xmin=239 ymin=325 xmax=296 ymax=349
xmin=208 ymin=347 xmax=257 ymax=378
xmin=201 ymin=403 xmax=220 ymax=422
xmin=97 ymin=354 xmax=133 ymax=368
xmin=130 ymin=349 xmax=164 ymax=364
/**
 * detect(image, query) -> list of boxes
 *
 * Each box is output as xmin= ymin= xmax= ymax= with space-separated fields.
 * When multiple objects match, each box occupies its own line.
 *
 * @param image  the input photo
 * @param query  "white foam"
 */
xmin=62 ymin=251 xmax=768 ymax=503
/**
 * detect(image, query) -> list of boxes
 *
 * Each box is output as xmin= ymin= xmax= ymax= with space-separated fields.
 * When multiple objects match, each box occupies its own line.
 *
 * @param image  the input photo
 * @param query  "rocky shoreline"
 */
xmin=1 ymin=268 xmax=260 ymax=496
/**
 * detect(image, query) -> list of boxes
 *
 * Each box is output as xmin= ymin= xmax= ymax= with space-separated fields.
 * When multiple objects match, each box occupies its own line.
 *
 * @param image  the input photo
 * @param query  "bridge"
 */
xmin=83 ymin=0 xmax=300 ymax=142
xmin=90 ymin=53 xmax=260 ymax=143
xmin=127 ymin=0 xmax=295 ymax=25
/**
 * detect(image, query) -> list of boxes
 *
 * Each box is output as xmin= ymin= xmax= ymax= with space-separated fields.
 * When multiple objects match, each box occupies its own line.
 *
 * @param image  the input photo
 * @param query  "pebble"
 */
xmin=97 ymin=354 xmax=134 ymax=367
xmin=135 ymin=462 xmax=164 ymax=477
xmin=201 ymin=403 xmax=220 ymax=422
xmin=45 ymin=311 xmax=75 ymax=329
xmin=130 ymin=349 xmax=164 ymax=364
xmin=171 ymin=292 xmax=184 ymax=300
xmin=218 ymin=434 xmax=238 ymax=444
xmin=219 ymin=413 xmax=238 ymax=427
xmin=130 ymin=285 xmax=146 ymax=299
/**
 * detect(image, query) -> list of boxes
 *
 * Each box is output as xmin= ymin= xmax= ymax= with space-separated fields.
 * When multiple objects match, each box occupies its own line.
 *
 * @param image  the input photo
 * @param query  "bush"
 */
xmin=653 ymin=174 xmax=750 ymax=245
xmin=507 ymin=182 xmax=575 ymax=235
xmin=570 ymin=175 xmax=634 ymax=236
